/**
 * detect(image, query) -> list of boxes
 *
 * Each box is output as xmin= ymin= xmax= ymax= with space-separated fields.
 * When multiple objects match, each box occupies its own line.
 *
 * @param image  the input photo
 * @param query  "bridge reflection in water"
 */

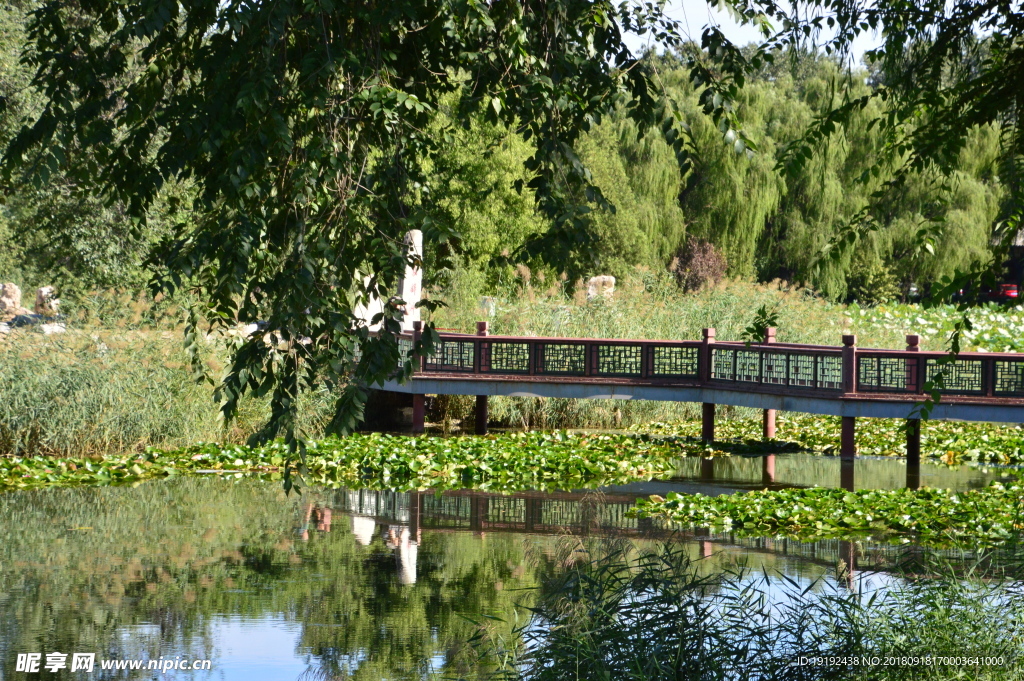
xmin=326 ymin=482 xmax=968 ymax=589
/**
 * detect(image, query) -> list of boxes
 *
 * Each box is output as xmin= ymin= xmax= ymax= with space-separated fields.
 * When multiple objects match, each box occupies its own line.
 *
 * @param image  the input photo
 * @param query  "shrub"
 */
xmin=848 ymin=258 xmax=902 ymax=305
xmin=669 ymin=236 xmax=728 ymax=293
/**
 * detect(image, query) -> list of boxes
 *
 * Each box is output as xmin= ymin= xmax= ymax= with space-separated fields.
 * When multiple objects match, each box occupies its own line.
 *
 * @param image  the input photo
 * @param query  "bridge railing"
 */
xmin=403 ymin=324 xmax=1024 ymax=400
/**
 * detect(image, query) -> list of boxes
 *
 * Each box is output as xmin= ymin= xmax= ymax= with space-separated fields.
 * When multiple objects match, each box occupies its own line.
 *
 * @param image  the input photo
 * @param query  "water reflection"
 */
xmin=674 ymin=451 xmax=1015 ymax=492
xmin=0 ymin=476 xmax=1017 ymax=681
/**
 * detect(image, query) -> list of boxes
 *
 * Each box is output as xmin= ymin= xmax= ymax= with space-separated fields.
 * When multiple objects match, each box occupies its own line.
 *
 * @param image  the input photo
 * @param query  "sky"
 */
xmin=623 ymin=0 xmax=883 ymax=68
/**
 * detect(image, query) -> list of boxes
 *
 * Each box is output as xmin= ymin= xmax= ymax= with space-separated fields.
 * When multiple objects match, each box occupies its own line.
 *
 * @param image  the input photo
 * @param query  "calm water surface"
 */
xmin=0 ymin=454 xmax=1018 ymax=680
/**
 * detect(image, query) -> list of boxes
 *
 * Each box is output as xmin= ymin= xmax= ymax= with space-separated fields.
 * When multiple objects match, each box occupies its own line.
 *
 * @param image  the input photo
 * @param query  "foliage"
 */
xmin=0 ymin=0 xmax=700 ymax=451
xmin=669 ymin=236 xmax=727 ymax=293
xmin=847 ymin=255 xmax=903 ymax=306
xmin=640 ymin=413 xmax=1024 ymax=465
xmin=739 ymin=303 xmax=780 ymax=345
xmin=0 ymin=3 xmax=185 ymax=298
xmin=476 ymin=543 xmax=1024 ymax=680
xmin=0 ymin=431 xmax=683 ymax=494
xmin=632 ymin=480 xmax=1024 ymax=547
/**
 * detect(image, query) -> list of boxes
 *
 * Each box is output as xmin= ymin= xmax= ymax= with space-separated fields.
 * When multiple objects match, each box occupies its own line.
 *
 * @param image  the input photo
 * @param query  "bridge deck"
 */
xmin=381 ymin=326 xmax=1024 ymax=423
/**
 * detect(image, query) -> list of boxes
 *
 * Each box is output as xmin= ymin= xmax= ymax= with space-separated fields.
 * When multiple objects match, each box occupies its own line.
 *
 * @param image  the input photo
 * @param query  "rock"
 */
xmin=587 ymin=275 xmax=616 ymax=300
xmin=40 ymin=323 xmax=66 ymax=335
xmin=34 ymin=286 xmax=60 ymax=317
xmin=0 ymin=283 xmax=30 ymax=320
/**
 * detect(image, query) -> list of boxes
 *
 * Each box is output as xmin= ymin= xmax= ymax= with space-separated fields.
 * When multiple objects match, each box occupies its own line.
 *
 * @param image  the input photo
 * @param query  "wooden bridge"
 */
xmin=381 ymin=322 xmax=1024 ymax=459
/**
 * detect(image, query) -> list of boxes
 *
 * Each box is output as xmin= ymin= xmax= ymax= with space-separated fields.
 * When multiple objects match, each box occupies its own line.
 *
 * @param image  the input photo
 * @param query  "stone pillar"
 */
xmin=475 ymin=321 xmax=489 ymax=435
xmin=398 ymin=230 xmax=423 ymax=332
xmin=762 ymin=327 xmax=777 ymax=439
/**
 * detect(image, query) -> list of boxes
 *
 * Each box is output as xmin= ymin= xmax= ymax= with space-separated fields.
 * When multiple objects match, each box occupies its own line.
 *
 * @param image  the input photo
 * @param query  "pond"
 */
xmin=2 ymin=453 xmax=1018 ymax=681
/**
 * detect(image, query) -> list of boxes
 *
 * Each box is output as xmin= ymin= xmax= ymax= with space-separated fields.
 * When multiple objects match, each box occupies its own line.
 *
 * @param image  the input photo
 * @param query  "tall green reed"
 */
xmin=462 ymin=541 xmax=1024 ymax=681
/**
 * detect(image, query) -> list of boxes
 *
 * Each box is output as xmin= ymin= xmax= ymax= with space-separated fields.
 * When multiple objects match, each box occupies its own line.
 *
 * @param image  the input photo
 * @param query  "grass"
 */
xmin=5 ymin=277 xmax=1024 ymax=456
xmin=466 ymin=542 xmax=1024 ymax=681
xmin=0 ymin=323 xmax=333 ymax=457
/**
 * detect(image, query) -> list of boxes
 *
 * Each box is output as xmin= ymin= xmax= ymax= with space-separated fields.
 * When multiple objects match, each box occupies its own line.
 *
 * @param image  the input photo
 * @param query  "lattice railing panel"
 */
xmin=762 ymin=353 xmax=788 ymax=385
xmin=994 ymin=360 xmax=1024 ymax=396
xmin=649 ymin=346 xmax=699 ymax=378
xmin=398 ymin=337 xmax=414 ymax=361
xmin=817 ymin=356 xmax=843 ymax=390
xmin=712 ymin=348 xmax=735 ymax=380
xmin=486 ymin=497 xmax=526 ymax=524
xmin=486 ymin=342 xmax=531 ymax=374
xmin=858 ymin=356 xmax=916 ymax=392
xmin=925 ymin=359 xmax=984 ymax=394
xmin=595 ymin=344 xmax=642 ymax=376
xmin=538 ymin=343 xmax=586 ymax=375
xmin=422 ymin=495 xmax=472 ymax=527
xmin=735 ymin=350 xmax=761 ymax=383
xmin=788 ymin=354 xmax=815 ymax=387
xmin=425 ymin=339 xmax=475 ymax=372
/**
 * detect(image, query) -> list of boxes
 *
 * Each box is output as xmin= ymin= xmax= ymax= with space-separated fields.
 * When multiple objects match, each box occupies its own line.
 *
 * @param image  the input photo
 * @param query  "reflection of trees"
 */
xmin=0 ymin=478 xmax=545 ymax=680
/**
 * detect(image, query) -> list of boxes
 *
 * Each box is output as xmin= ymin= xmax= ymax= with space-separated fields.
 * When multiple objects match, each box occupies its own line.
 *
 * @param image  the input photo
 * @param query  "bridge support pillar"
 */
xmin=762 ymin=327 xmax=776 ymax=439
xmin=762 ymin=454 xmax=776 ymax=486
xmin=906 ymin=418 xmax=921 ymax=489
xmin=840 ymin=416 xmax=856 ymax=460
xmin=840 ymin=459 xmax=855 ymax=491
xmin=701 ymin=402 xmax=715 ymax=443
xmin=701 ymin=456 xmax=715 ymax=480
xmin=412 ymin=394 xmax=425 ymax=434
xmin=762 ymin=409 xmax=776 ymax=439
xmin=475 ymin=321 xmax=489 ymax=435
xmin=475 ymin=396 xmax=489 ymax=435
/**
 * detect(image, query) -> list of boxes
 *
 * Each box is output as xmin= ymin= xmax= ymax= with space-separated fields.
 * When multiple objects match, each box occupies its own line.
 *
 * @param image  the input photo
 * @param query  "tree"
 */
xmin=3 ymin=0 xmax=723 ymax=471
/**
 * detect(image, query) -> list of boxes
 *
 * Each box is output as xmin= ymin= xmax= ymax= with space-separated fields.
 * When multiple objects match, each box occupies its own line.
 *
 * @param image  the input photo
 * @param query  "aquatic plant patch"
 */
xmin=0 ymin=432 xmax=683 ymax=493
xmin=850 ymin=302 xmax=1024 ymax=353
xmin=631 ymin=481 xmax=1024 ymax=546
xmin=638 ymin=413 xmax=1024 ymax=464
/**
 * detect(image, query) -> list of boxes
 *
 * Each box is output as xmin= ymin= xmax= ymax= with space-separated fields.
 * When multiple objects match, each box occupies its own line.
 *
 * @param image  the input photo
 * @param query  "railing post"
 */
xmin=985 ymin=358 xmax=995 ymax=397
xmin=842 ymin=334 xmax=857 ymax=394
xmin=412 ymin=321 xmax=425 ymax=434
xmin=906 ymin=334 xmax=922 ymax=392
xmin=905 ymin=334 xmax=921 ymax=486
xmin=700 ymin=328 xmax=716 ymax=443
xmin=475 ymin=321 xmax=489 ymax=435
xmin=763 ymin=326 xmax=776 ymax=439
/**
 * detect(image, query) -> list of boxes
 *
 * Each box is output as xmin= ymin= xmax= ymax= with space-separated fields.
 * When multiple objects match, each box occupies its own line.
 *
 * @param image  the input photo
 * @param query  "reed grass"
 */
xmin=467 ymin=541 xmax=1024 ymax=680
xmin=427 ymin=267 xmax=910 ymax=430
xmin=0 ymin=328 xmax=333 ymax=457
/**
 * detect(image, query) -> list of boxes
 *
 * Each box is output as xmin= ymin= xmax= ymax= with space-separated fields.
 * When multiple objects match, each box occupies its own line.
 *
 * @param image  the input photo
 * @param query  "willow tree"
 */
xmin=714 ymin=0 xmax=1024 ymax=296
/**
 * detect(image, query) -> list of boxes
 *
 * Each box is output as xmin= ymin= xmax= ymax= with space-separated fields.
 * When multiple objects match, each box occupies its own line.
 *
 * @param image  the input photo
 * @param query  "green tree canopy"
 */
xmin=1 ymin=0 xmax=713 ymax=459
